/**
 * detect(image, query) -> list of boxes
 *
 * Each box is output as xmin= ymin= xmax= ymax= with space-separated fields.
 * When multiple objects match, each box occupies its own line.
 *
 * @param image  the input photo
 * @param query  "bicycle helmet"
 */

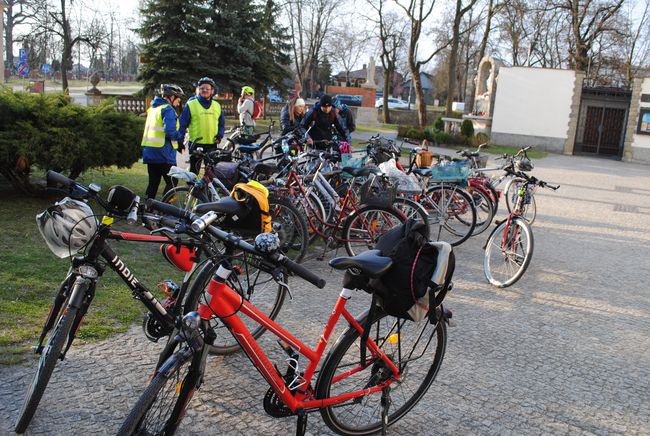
xmin=242 ymin=86 xmax=255 ymax=96
xmin=36 ymin=197 xmax=98 ymax=258
xmin=332 ymin=96 xmax=341 ymax=109
xmin=515 ymin=158 xmax=533 ymax=172
xmin=160 ymin=84 xmax=184 ymax=98
xmin=197 ymin=77 xmax=216 ymax=88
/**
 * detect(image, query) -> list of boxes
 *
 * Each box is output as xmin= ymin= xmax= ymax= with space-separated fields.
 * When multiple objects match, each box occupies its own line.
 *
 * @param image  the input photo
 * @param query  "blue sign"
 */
xmin=18 ymin=63 xmax=29 ymax=77
xmin=41 ymin=64 xmax=50 ymax=74
xmin=19 ymin=48 xmax=28 ymax=63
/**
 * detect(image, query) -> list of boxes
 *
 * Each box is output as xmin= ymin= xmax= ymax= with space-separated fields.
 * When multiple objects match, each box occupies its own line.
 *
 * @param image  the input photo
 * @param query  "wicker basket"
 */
xmin=416 ymin=150 xmax=434 ymax=168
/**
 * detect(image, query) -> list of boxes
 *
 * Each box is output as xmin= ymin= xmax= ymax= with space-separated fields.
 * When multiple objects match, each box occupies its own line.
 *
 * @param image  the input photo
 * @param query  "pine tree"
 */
xmin=136 ymin=0 xmax=210 ymax=96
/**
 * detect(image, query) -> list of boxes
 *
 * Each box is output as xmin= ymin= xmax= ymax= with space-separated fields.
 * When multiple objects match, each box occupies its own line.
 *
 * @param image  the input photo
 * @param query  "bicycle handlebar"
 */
xmin=46 ymin=170 xmax=76 ymax=188
xmin=145 ymin=199 xmax=326 ymax=288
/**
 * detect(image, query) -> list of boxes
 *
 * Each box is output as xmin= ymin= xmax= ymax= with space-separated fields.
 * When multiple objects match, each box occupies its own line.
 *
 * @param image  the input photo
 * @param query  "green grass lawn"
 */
xmin=355 ymin=124 xmax=398 ymax=134
xmin=446 ymin=144 xmax=548 ymax=159
xmin=0 ymin=164 xmax=186 ymax=364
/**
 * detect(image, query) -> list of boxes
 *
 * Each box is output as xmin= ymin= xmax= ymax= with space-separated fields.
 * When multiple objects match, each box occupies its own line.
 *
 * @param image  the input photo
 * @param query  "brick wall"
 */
xmin=325 ymin=85 xmax=376 ymax=107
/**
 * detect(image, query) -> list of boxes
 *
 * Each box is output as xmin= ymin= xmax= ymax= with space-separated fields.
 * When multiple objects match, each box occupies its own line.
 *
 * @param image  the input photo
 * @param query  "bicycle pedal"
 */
xmin=31 ymin=345 xmax=43 ymax=355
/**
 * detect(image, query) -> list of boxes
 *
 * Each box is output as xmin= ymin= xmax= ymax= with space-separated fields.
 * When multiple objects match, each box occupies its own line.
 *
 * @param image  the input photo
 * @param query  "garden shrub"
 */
xmin=0 ymin=88 xmax=144 ymax=194
xmin=434 ymin=117 xmax=444 ymax=131
xmin=460 ymin=119 xmax=475 ymax=138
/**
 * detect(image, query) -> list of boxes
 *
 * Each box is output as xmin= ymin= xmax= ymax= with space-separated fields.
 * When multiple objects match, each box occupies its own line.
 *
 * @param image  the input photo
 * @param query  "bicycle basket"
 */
xmin=475 ymin=154 xmax=488 ymax=168
xmin=428 ymin=161 xmax=471 ymax=183
xmin=359 ymin=177 xmax=397 ymax=207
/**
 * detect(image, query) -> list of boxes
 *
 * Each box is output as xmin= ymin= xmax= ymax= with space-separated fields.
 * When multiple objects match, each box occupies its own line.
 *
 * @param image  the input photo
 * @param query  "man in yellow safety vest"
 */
xmin=179 ymin=77 xmax=225 ymax=174
xmin=141 ymin=83 xmax=185 ymax=199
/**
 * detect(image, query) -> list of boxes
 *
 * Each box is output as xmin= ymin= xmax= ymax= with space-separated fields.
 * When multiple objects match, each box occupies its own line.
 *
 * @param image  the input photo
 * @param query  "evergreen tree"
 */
xmin=136 ymin=0 xmax=210 ymax=96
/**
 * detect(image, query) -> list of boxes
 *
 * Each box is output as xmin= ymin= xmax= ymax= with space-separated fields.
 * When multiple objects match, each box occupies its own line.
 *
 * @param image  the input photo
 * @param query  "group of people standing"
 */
xmin=141 ymin=78 xmax=356 ymax=200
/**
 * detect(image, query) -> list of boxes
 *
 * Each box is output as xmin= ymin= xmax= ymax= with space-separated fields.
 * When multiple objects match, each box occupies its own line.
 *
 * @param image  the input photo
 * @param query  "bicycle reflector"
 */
xmin=106 ymin=185 xmax=136 ymax=214
xmin=160 ymin=244 xmax=197 ymax=272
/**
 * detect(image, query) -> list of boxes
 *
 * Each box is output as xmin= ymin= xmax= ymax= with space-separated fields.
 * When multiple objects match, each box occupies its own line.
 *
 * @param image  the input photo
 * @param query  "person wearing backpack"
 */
xmin=300 ymin=94 xmax=348 ymax=149
xmin=179 ymin=77 xmax=225 ymax=175
xmin=280 ymin=97 xmax=306 ymax=135
xmin=238 ymin=86 xmax=263 ymax=135
xmin=141 ymin=84 xmax=185 ymax=200
xmin=333 ymin=96 xmax=356 ymax=142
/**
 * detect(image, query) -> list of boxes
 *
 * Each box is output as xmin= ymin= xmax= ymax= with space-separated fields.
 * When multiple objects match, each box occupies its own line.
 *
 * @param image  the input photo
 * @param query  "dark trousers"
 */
xmin=189 ymin=144 xmax=217 ymax=175
xmin=146 ymin=163 xmax=176 ymax=199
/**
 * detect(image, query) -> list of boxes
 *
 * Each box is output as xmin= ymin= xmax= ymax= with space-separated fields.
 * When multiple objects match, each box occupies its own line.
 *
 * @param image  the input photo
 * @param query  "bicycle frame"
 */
xmin=197 ymin=270 xmax=400 ymax=412
xmin=35 ymin=225 xmax=202 ymax=356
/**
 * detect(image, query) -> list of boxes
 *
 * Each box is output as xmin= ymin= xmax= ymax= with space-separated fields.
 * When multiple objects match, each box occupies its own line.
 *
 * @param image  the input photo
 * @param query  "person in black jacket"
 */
xmin=280 ymin=97 xmax=306 ymax=135
xmin=300 ymin=94 xmax=348 ymax=148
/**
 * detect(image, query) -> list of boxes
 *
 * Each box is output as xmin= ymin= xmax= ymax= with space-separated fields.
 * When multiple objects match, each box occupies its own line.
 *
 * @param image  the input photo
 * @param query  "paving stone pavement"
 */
xmin=2 ymin=153 xmax=649 ymax=435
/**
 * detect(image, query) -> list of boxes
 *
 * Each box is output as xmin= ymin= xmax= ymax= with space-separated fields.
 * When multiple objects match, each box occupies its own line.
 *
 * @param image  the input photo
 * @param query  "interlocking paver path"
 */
xmin=1 ymin=153 xmax=649 ymax=435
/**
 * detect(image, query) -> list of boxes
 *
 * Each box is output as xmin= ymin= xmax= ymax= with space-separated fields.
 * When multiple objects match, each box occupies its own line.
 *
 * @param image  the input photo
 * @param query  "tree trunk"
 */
xmin=59 ymin=0 xmax=71 ymax=93
xmin=466 ymin=0 xmax=493 ymax=114
xmin=5 ymin=3 xmax=14 ymax=72
xmin=445 ymin=1 xmax=462 ymax=118
xmin=412 ymin=70 xmax=426 ymax=127
xmin=382 ymin=67 xmax=391 ymax=124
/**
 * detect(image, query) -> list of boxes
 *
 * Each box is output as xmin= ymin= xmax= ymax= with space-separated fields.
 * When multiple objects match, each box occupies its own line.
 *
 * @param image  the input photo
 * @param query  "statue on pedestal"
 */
xmin=363 ymin=57 xmax=376 ymax=88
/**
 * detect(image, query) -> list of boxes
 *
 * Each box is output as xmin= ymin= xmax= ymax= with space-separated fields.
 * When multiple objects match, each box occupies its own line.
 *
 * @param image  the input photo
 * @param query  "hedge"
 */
xmin=0 ymin=88 xmax=144 ymax=194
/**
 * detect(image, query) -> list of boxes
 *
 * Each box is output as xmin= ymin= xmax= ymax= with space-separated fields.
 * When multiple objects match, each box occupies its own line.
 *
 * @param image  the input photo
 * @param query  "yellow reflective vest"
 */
xmin=141 ymin=104 xmax=179 ymax=149
xmin=187 ymin=98 xmax=221 ymax=144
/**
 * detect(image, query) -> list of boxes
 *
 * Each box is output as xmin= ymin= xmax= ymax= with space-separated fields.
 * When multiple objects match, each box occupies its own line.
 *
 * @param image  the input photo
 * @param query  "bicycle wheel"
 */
xmin=342 ymin=205 xmax=406 ymax=256
xmin=391 ymin=197 xmax=430 ymax=238
xmin=118 ymin=346 xmax=197 ymax=436
xmin=269 ymin=196 xmax=309 ymax=263
xmin=504 ymin=179 xmax=537 ymax=224
xmin=469 ymin=187 xmax=495 ymax=236
xmin=423 ymin=185 xmax=476 ymax=246
xmin=161 ymin=185 xmax=206 ymax=212
xmin=15 ymin=299 xmax=77 ymax=433
xmin=316 ymin=310 xmax=447 ymax=435
xmin=484 ymin=217 xmax=534 ymax=288
xmin=184 ymin=258 xmax=287 ymax=355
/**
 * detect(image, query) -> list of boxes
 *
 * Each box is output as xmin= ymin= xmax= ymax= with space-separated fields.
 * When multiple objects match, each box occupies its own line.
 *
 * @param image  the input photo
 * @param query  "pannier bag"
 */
xmin=221 ymin=181 xmax=272 ymax=234
xmin=213 ymin=162 xmax=240 ymax=190
xmin=366 ymin=219 xmax=454 ymax=321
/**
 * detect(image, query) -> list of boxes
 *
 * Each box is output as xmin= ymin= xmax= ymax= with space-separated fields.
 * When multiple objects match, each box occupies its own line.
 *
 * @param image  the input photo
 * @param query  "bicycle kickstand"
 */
xmin=296 ymin=409 xmax=308 ymax=436
xmin=381 ymin=386 xmax=392 ymax=436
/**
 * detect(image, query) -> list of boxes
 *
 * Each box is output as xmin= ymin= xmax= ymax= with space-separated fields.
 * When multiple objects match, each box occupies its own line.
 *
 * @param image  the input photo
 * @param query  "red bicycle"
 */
xmin=119 ymin=199 xmax=453 ymax=436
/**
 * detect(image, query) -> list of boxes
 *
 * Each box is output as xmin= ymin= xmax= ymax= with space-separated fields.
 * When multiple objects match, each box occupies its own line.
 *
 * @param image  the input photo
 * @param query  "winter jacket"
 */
xmin=142 ymin=96 xmax=183 ymax=165
xmin=300 ymin=102 xmax=348 ymax=143
xmin=280 ymin=104 xmax=305 ymax=135
xmin=338 ymin=104 xmax=356 ymax=141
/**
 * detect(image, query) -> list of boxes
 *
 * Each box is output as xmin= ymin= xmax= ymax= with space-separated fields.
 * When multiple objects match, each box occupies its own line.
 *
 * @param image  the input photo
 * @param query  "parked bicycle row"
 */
xmin=15 ymin=117 xmax=559 ymax=434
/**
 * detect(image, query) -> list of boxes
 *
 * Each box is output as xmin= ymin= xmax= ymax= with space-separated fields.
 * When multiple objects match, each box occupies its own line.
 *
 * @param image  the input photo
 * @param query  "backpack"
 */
xmin=222 ymin=181 xmax=272 ymax=235
xmin=252 ymin=100 xmax=264 ymax=120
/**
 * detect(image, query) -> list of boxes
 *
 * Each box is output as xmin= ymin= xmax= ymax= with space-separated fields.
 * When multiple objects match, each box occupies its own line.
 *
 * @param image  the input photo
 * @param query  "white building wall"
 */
xmin=630 ymin=78 xmax=650 ymax=150
xmin=491 ymin=67 xmax=576 ymax=152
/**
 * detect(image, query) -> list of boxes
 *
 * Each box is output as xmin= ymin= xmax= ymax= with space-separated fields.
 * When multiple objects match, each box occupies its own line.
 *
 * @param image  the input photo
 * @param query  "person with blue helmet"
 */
xmin=179 ymin=77 xmax=225 ymax=174
xmin=332 ymin=96 xmax=356 ymax=142
xmin=141 ymin=84 xmax=185 ymax=199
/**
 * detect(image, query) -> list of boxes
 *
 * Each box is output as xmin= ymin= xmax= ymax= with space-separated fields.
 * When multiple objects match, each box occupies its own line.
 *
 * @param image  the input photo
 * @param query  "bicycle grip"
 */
xmin=281 ymin=256 xmax=326 ymax=289
xmin=46 ymin=170 xmax=75 ymax=187
xmin=146 ymin=199 xmax=193 ymax=221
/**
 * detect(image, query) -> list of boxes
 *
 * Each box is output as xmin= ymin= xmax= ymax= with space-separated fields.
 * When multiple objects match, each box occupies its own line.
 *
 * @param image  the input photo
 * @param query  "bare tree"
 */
xmin=4 ymin=0 xmax=41 ymax=71
xmin=395 ymin=0 xmax=451 ymax=127
xmin=445 ymin=0 xmax=480 ymax=117
xmin=623 ymin=0 xmax=650 ymax=83
xmin=365 ymin=0 xmax=408 ymax=123
xmin=327 ymin=22 xmax=369 ymax=84
xmin=286 ymin=0 xmax=338 ymax=97
xmin=554 ymin=0 xmax=625 ymax=73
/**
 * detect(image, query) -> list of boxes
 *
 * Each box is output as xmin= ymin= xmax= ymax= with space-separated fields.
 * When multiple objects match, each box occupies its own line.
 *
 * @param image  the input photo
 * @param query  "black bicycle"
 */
xmin=15 ymin=171 xmax=288 ymax=433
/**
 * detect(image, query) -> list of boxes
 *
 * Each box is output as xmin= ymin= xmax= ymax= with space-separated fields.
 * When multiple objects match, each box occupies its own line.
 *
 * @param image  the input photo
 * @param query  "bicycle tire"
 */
xmin=269 ymin=196 xmax=309 ymax=263
xmin=504 ymin=178 xmax=537 ymax=224
xmin=316 ymin=310 xmax=447 ymax=435
xmin=470 ymin=187 xmax=495 ymax=236
xmin=161 ymin=185 xmax=207 ymax=212
xmin=423 ymin=185 xmax=476 ymax=246
xmin=391 ymin=197 xmax=430 ymax=238
xmin=342 ymin=205 xmax=406 ymax=256
xmin=184 ymin=258 xmax=287 ymax=355
xmin=484 ymin=217 xmax=534 ymax=288
xmin=118 ymin=347 xmax=197 ymax=436
xmin=15 ymin=302 xmax=77 ymax=433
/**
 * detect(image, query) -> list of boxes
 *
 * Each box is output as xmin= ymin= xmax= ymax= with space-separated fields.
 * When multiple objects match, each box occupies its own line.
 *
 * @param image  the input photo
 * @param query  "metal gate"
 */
xmin=574 ymin=87 xmax=631 ymax=158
